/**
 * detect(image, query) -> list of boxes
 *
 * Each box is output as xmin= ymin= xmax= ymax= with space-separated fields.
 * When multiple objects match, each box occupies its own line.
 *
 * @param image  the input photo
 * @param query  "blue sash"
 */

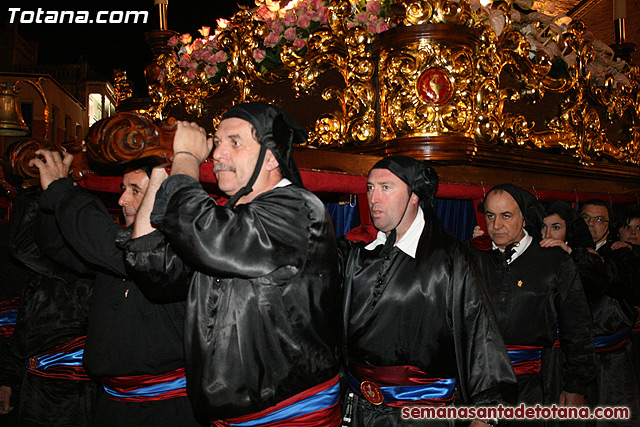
xmin=594 ymin=327 xmax=631 ymax=351
xmin=347 ymin=371 xmax=455 ymax=404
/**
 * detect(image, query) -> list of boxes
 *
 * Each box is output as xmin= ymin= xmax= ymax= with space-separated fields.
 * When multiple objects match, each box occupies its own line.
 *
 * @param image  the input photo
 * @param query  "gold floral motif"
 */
xmin=148 ymin=0 xmax=640 ymax=165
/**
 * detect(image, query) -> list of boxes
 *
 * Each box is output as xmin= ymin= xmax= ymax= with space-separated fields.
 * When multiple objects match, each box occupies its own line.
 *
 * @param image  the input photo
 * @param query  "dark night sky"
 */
xmin=3 ymin=0 xmax=254 ymax=96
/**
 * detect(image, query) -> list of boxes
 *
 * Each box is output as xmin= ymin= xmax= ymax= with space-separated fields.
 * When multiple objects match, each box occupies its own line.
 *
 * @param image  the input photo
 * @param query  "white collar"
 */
xmin=274 ymin=178 xmax=292 ymax=188
xmin=595 ymin=239 xmax=607 ymax=251
xmin=365 ymin=207 xmax=425 ymax=258
xmin=491 ymin=229 xmax=532 ymax=264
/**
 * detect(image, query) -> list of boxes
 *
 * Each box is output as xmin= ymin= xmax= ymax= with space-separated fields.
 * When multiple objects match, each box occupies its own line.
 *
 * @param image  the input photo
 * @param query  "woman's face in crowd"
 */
xmin=618 ymin=217 xmax=640 ymax=246
xmin=542 ymin=213 xmax=567 ymax=241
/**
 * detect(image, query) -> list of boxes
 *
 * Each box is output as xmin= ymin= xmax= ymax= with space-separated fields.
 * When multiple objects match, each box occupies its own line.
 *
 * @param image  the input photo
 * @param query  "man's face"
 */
xmin=483 ymin=190 xmax=526 ymax=250
xmin=212 ymin=117 xmax=261 ymax=197
xmin=367 ymin=168 xmax=416 ymax=235
xmin=542 ymin=213 xmax=567 ymax=241
xmin=619 ymin=217 xmax=640 ymax=245
xmin=580 ymin=204 xmax=609 ymax=244
xmin=118 ymin=169 xmax=149 ymax=227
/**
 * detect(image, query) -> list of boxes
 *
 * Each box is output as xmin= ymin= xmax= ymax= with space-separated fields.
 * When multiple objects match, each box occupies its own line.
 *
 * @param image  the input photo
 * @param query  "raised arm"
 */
xmin=31 ymin=150 xmax=127 ymax=276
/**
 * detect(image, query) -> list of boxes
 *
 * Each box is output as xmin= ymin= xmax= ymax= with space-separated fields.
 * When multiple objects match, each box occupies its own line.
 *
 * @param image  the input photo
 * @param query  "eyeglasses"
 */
xmin=581 ymin=214 xmax=609 ymax=224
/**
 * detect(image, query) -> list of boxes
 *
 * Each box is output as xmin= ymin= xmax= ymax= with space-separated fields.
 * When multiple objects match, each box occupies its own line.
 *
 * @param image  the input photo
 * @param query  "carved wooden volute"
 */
xmin=1 ymin=138 xmax=92 ymax=189
xmin=85 ymin=112 xmax=177 ymax=164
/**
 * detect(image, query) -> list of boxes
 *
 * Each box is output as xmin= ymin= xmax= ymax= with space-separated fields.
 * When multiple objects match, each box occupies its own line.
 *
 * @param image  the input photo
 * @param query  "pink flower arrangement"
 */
xmin=169 ymin=0 xmax=395 ymax=84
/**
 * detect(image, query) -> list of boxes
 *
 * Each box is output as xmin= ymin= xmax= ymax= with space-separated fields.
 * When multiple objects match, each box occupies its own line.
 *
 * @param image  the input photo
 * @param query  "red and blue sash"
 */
xmin=103 ymin=367 xmax=188 ymax=402
xmin=0 ymin=297 xmax=19 ymax=338
xmin=212 ymin=375 xmax=341 ymax=427
xmin=506 ymin=345 xmax=542 ymax=375
xmin=347 ymin=361 xmax=456 ymax=407
xmin=26 ymin=336 xmax=92 ymax=381
xmin=594 ymin=327 xmax=632 ymax=352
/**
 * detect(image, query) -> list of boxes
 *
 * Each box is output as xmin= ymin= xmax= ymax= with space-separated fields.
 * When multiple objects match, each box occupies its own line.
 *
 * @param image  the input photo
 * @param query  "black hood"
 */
xmin=221 ymin=102 xmax=305 ymax=206
xmin=545 ymin=200 xmax=595 ymax=249
xmin=478 ymin=183 xmax=544 ymax=240
xmin=370 ymin=155 xmax=439 ymax=211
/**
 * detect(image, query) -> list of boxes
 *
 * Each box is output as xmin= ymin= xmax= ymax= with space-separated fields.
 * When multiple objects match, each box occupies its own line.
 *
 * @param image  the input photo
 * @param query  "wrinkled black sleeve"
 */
xmin=556 ymin=256 xmax=596 ymax=394
xmin=38 ymin=177 xmax=126 ymax=277
xmin=571 ymin=247 xmax=612 ymax=304
xmin=451 ymin=245 xmax=517 ymax=405
xmin=118 ymin=228 xmax=192 ymax=301
xmin=599 ymin=246 xmax=640 ymax=305
xmin=10 ymin=186 xmax=93 ymax=278
xmin=126 ymin=174 xmax=314 ymax=282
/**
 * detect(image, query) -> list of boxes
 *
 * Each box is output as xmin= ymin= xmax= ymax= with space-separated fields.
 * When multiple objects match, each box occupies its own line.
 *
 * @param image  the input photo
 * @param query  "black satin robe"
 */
xmin=122 ymin=175 xmax=342 ymax=420
xmin=340 ymin=208 xmax=516 ymax=426
xmin=0 ymin=221 xmax=28 ymax=423
xmin=37 ymin=178 xmax=202 ymax=426
xmin=472 ymin=242 xmax=596 ymax=410
xmin=587 ymin=241 xmax=640 ymax=427
xmin=7 ymin=188 xmax=99 ymax=426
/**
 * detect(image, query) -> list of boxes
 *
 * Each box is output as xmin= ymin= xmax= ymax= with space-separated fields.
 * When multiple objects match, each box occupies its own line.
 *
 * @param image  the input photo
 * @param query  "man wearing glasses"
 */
xmin=579 ymin=199 xmax=640 ymax=426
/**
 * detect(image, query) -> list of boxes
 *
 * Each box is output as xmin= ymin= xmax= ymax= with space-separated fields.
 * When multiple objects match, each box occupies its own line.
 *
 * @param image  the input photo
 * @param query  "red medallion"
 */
xmin=417 ymin=68 xmax=453 ymax=106
xmin=360 ymin=380 xmax=384 ymax=405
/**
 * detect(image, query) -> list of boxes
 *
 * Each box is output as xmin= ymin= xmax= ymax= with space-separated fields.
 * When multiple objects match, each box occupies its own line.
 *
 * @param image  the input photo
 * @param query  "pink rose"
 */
xmin=284 ymin=27 xmax=297 ymax=41
xmin=317 ymin=7 xmax=328 ymax=23
xmin=297 ymin=14 xmax=311 ymax=29
xmin=256 ymin=6 xmax=276 ymax=22
xmin=264 ymin=31 xmax=282 ymax=47
xmin=368 ymin=23 xmax=377 ymax=34
xmin=293 ymin=38 xmax=306 ymax=49
xmin=193 ymin=39 xmax=205 ymax=49
xmin=355 ymin=12 xmax=367 ymax=23
xmin=252 ymin=48 xmax=267 ymax=63
xmin=202 ymin=50 xmax=215 ymax=63
xmin=204 ymin=65 xmax=218 ymax=78
xmin=270 ymin=20 xmax=283 ymax=34
xmin=167 ymin=36 xmax=179 ymax=47
xmin=213 ymin=51 xmax=227 ymax=63
xmin=376 ymin=20 xmax=389 ymax=33
xmin=311 ymin=0 xmax=323 ymax=10
xmin=178 ymin=55 xmax=192 ymax=68
xmin=186 ymin=69 xmax=196 ymax=79
xmin=204 ymin=39 xmax=218 ymax=51
xmin=178 ymin=33 xmax=192 ymax=44
xmin=296 ymin=0 xmax=311 ymax=10
xmin=198 ymin=26 xmax=210 ymax=37
xmin=282 ymin=11 xmax=296 ymax=26
xmin=366 ymin=1 xmax=381 ymax=15
xmin=216 ymin=18 xmax=231 ymax=29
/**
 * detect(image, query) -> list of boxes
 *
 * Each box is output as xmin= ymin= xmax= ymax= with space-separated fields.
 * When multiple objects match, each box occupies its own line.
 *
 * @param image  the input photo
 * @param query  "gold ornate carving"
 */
xmin=376 ymin=23 xmax=478 ymax=152
xmin=146 ymin=0 xmax=640 ymax=167
xmin=113 ymin=70 xmax=134 ymax=106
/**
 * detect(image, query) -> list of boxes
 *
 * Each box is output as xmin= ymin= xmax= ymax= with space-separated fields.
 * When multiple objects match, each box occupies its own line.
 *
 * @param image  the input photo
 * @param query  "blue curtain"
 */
xmin=326 ymin=198 xmax=477 ymax=240
xmin=433 ymin=198 xmax=477 ymax=241
xmin=326 ymin=202 xmax=360 ymax=238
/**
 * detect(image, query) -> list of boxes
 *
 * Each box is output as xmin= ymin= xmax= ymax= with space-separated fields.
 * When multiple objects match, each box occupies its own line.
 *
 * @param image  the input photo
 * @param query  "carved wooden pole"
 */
xmin=84 ymin=112 xmax=177 ymax=165
xmin=1 ymin=113 xmax=177 ymax=189
xmin=1 ymin=138 xmax=90 ymax=188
